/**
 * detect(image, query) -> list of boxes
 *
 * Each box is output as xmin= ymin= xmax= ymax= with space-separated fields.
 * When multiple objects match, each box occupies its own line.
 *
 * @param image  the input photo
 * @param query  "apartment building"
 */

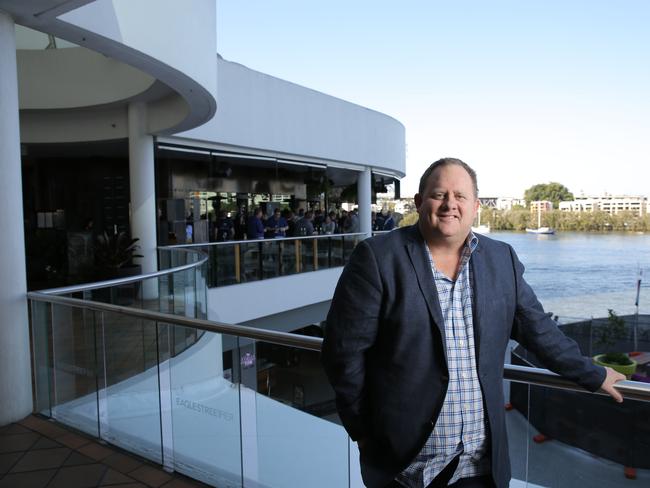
xmin=529 ymin=200 xmax=554 ymax=212
xmin=559 ymin=195 xmax=648 ymax=216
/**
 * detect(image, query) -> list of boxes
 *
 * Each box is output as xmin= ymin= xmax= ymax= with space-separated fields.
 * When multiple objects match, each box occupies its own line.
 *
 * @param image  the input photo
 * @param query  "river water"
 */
xmin=486 ymin=231 xmax=650 ymax=320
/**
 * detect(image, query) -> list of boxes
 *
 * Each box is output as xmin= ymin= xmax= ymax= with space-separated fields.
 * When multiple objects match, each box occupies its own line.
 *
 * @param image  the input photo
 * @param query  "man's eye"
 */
xmin=432 ymin=193 xmax=445 ymax=200
xmin=456 ymin=194 xmax=467 ymax=201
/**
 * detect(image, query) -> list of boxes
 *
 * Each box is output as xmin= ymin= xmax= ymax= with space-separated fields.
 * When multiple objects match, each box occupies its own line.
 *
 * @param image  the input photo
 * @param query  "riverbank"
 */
xmin=483 ymin=208 xmax=650 ymax=232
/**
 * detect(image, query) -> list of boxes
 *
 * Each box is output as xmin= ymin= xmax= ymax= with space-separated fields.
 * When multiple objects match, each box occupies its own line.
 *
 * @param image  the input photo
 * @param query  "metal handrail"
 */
xmin=159 ymin=232 xmax=368 ymax=248
xmin=503 ymin=364 xmax=650 ymax=402
xmin=35 ymin=248 xmax=208 ymax=295
xmin=27 ymin=292 xmax=323 ymax=350
xmin=26 ymin=291 xmax=650 ymax=402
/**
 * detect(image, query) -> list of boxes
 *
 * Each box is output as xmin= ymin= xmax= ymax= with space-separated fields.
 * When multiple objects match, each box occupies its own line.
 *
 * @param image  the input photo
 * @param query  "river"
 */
xmin=486 ymin=231 xmax=650 ymax=320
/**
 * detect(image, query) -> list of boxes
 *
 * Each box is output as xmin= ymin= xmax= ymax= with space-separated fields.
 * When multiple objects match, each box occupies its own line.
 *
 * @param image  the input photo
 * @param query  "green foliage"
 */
xmin=524 ymin=182 xmax=574 ymax=207
xmin=484 ymin=209 xmax=649 ymax=232
xmin=601 ymin=352 xmax=633 ymax=366
xmin=396 ymin=207 xmax=650 ymax=232
xmin=596 ymin=309 xmax=627 ymax=351
xmin=95 ymin=231 xmax=142 ymax=269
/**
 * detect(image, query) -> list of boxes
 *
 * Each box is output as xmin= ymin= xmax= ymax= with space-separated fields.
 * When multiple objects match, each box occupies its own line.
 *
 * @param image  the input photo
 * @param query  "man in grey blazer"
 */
xmin=322 ymin=158 xmax=624 ymax=488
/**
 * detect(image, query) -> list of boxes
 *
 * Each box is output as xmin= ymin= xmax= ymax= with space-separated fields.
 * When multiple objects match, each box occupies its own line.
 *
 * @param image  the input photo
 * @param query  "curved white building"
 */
xmin=0 ymin=0 xmax=404 ymax=436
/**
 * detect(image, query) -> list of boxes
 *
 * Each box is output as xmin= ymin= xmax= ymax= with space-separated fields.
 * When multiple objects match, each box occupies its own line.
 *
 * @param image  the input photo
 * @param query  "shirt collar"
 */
xmin=466 ymin=231 xmax=479 ymax=254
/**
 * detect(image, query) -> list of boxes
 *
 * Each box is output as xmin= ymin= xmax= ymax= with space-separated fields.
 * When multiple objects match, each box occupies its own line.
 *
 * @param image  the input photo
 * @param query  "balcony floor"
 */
xmin=0 ymin=415 xmax=210 ymax=488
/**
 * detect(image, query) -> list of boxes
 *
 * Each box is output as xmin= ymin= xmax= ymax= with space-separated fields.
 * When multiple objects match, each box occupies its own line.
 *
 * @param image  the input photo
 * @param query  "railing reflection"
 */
xmin=160 ymin=232 xmax=366 ymax=288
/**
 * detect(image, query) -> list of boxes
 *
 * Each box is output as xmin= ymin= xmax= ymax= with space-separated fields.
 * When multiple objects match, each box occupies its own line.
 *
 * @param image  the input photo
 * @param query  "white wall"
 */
xmin=207 ymin=268 xmax=343 ymax=325
xmin=58 ymin=0 xmax=217 ymax=130
xmin=179 ymin=57 xmax=406 ymax=176
xmin=8 ymin=0 xmax=217 ymax=137
xmin=17 ymin=48 xmax=155 ymax=109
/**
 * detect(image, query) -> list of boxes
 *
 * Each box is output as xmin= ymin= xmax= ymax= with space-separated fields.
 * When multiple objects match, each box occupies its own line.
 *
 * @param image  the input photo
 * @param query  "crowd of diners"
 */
xmin=211 ymin=207 xmax=395 ymax=241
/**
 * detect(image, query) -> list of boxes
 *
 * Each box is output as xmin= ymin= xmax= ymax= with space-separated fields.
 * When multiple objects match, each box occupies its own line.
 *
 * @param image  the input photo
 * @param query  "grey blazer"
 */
xmin=321 ymin=225 xmax=605 ymax=488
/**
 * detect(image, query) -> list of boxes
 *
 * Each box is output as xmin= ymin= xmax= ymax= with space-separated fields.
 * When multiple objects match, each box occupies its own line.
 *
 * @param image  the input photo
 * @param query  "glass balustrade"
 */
xmin=507 ymin=377 xmax=650 ymax=486
xmin=160 ymin=233 xmax=365 ymax=288
xmin=27 ymin=266 xmax=650 ymax=487
xmin=238 ymin=337 xmax=349 ymax=488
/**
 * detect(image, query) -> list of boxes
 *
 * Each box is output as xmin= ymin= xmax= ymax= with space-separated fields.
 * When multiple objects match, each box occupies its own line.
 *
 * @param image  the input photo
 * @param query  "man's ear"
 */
xmin=414 ymin=193 xmax=422 ymax=210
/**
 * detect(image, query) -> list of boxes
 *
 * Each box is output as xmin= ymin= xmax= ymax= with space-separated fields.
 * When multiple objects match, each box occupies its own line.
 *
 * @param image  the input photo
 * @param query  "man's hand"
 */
xmin=600 ymin=367 xmax=626 ymax=403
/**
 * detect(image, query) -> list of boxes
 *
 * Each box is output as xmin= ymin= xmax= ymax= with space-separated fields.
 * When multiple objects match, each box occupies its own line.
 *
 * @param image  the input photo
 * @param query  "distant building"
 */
xmin=496 ymin=197 xmax=527 ymax=211
xmin=559 ymin=195 xmax=647 ymax=216
xmin=530 ymin=200 xmax=553 ymax=213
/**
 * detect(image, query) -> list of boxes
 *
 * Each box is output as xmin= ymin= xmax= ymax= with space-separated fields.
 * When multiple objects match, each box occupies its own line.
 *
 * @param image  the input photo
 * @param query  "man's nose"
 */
xmin=442 ymin=194 xmax=457 ymax=208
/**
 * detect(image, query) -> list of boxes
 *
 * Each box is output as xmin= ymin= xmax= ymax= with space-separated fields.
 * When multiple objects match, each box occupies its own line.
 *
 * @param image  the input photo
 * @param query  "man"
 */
xmin=321 ymin=158 xmax=624 ymax=488
xmin=215 ymin=210 xmax=234 ymax=242
xmin=295 ymin=210 xmax=317 ymax=236
xmin=246 ymin=207 xmax=265 ymax=239
xmin=265 ymin=208 xmax=289 ymax=238
xmin=383 ymin=211 xmax=395 ymax=231
xmin=349 ymin=208 xmax=361 ymax=233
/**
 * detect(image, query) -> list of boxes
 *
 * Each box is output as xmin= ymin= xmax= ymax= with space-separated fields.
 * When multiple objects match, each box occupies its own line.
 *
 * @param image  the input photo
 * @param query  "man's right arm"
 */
xmin=321 ymin=240 xmax=383 ymax=441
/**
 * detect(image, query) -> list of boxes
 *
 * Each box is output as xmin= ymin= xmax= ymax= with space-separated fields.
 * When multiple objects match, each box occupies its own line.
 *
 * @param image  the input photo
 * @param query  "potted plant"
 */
xmin=593 ymin=309 xmax=637 ymax=377
xmin=94 ymin=230 xmax=143 ymax=280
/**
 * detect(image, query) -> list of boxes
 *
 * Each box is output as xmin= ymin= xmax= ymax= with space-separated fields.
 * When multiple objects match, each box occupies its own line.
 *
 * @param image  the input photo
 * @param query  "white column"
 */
xmin=0 ymin=12 xmax=33 ymax=425
xmin=128 ymin=102 xmax=157 ymax=275
xmin=357 ymin=166 xmax=372 ymax=237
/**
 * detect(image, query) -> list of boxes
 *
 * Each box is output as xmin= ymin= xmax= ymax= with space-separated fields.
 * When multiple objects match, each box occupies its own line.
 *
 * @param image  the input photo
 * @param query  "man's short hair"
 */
xmin=418 ymin=157 xmax=479 ymax=197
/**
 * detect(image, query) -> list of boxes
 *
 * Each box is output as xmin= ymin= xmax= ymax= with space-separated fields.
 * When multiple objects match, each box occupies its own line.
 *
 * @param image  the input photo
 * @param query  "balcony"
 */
xmin=23 ymin=249 xmax=650 ymax=487
xmin=161 ymin=233 xmax=365 ymax=289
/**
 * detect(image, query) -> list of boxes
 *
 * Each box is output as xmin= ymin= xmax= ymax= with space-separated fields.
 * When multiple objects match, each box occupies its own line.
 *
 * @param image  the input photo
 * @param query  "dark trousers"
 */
xmin=385 ymin=456 xmax=494 ymax=488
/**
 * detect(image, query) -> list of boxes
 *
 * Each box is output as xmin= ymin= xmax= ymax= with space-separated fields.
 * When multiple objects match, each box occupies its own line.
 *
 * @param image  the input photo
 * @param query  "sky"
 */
xmin=216 ymin=1 xmax=649 ymax=199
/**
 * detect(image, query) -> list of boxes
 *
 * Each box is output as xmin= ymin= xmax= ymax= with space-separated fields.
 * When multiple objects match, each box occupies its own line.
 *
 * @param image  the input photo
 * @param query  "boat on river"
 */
xmin=472 ymin=206 xmax=491 ymax=234
xmin=526 ymin=206 xmax=555 ymax=234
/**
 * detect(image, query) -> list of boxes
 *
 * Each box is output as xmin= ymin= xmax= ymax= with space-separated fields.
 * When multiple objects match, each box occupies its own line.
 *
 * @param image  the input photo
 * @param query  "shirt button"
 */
xmin=461 ymin=372 xmax=469 ymax=379
xmin=459 ymin=340 xmax=465 ymax=347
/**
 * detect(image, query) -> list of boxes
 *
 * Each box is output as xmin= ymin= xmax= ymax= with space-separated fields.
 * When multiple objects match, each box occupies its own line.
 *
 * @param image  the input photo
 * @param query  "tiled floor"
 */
xmin=0 ymin=415 xmax=212 ymax=488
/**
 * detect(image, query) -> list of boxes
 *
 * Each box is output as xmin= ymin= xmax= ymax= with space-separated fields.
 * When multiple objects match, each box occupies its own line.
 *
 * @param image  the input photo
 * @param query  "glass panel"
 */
xmin=243 ymin=339 xmax=349 ymax=487
xmin=195 ymin=260 xmax=208 ymax=320
xmin=241 ymin=241 xmax=263 ymax=282
xmin=342 ymin=235 xmax=360 ymax=263
xmin=139 ymin=274 xmax=161 ymax=312
xmin=510 ymin=337 xmax=650 ymax=487
xmin=505 ymin=375 xmax=532 ymax=485
xmin=214 ymin=243 xmax=239 ymax=286
xmin=300 ymin=238 xmax=317 ymax=273
xmin=31 ymin=300 xmax=53 ymax=416
xmin=50 ymin=302 xmax=99 ymax=437
xmin=98 ymin=310 xmax=162 ymax=463
xmin=281 ymin=239 xmax=298 ymax=275
xmin=261 ymin=240 xmax=281 ymax=279
xmin=316 ymin=236 xmax=332 ymax=269
xmin=167 ymin=326 xmax=243 ymax=487
xmin=517 ymin=380 xmax=650 ymax=486
xmin=330 ymin=235 xmax=345 ymax=267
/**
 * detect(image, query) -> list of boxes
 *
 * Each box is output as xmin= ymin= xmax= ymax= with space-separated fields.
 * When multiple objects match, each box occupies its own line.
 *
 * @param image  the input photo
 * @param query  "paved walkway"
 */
xmin=0 ymin=415 xmax=211 ymax=488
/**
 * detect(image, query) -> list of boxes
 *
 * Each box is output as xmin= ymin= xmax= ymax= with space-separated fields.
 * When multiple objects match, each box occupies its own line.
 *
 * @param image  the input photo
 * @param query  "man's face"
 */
xmin=415 ymin=164 xmax=479 ymax=244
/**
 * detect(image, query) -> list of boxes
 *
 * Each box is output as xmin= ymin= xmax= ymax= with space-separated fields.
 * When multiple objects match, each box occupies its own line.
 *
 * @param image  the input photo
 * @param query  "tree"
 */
xmin=524 ymin=182 xmax=574 ymax=208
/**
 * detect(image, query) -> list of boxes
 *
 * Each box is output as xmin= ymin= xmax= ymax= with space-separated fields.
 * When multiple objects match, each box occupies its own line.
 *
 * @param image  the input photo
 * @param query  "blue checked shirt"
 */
xmin=397 ymin=233 xmax=489 ymax=487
